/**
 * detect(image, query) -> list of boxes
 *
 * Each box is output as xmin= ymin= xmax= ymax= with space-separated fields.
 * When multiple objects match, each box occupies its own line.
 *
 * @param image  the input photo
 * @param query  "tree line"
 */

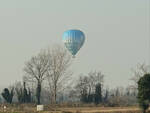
xmin=0 ymin=45 xmax=150 ymax=111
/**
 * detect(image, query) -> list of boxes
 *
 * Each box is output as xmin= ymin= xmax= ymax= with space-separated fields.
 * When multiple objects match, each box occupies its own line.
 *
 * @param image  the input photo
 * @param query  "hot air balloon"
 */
xmin=62 ymin=29 xmax=85 ymax=57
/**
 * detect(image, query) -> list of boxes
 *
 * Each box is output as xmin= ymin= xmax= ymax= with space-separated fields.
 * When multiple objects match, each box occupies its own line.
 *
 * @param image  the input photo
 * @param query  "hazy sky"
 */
xmin=0 ymin=0 xmax=149 ymax=88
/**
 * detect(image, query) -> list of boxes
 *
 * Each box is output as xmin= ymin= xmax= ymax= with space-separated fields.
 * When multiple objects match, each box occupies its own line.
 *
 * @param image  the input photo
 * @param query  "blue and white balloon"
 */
xmin=62 ymin=29 xmax=85 ymax=57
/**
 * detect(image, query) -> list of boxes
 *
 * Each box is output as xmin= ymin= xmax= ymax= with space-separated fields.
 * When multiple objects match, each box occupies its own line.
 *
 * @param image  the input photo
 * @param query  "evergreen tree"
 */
xmin=138 ymin=73 xmax=150 ymax=113
xmin=94 ymin=83 xmax=102 ymax=105
xmin=15 ymin=82 xmax=31 ymax=103
xmin=87 ymin=94 xmax=95 ymax=103
xmin=81 ymin=88 xmax=88 ymax=103
xmin=1 ymin=88 xmax=14 ymax=103
xmin=23 ymin=82 xmax=31 ymax=103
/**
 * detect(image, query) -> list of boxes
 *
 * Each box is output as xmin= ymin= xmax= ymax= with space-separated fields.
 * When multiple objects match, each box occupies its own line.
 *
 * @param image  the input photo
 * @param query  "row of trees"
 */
xmin=0 ymin=45 xmax=72 ymax=104
xmin=0 ymin=45 xmax=150 ymax=112
xmin=70 ymin=73 xmax=138 ymax=106
xmin=0 ymin=70 xmax=138 ymax=106
xmin=70 ymin=71 xmax=104 ymax=104
xmin=1 ymin=82 xmax=31 ymax=104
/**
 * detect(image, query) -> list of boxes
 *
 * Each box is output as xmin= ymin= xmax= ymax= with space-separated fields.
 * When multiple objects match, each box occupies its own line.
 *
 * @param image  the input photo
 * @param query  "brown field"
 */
xmin=0 ymin=104 xmax=149 ymax=113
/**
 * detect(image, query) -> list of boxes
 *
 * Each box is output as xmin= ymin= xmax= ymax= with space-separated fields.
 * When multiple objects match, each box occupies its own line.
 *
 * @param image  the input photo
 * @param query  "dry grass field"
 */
xmin=0 ymin=104 xmax=149 ymax=113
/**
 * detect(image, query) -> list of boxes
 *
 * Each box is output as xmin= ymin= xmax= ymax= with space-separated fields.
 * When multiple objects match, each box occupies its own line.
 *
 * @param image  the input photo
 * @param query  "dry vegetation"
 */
xmin=0 ymin=104 xmax=149 ymax=113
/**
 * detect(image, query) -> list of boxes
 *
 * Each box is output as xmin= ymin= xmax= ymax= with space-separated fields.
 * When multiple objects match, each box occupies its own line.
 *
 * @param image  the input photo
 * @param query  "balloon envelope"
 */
xmin=62 ymin=29 xmax=85 ymax=56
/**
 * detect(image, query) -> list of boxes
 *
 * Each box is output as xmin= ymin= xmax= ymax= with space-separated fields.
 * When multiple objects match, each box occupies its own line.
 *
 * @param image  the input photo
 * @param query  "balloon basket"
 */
xmin=72 ymin=55 xmax=76 ymax=58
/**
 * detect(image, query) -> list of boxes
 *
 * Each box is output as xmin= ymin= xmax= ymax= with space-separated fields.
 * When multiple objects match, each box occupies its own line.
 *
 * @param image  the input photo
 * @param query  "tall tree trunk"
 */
xmin=54 ymin=84 xmax=57 ymax=104
xmin=36 ymin=81 xmax=41 ymax=104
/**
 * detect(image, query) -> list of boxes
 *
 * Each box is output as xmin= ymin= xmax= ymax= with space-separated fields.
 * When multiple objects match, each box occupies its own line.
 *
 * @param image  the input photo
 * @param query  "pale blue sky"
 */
xmin=0 ymin=0 xmax=149 ymax=88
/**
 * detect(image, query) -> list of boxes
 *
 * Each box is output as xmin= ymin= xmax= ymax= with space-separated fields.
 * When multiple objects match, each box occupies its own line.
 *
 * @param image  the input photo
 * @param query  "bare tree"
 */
xmin=88 ymin=71 xmax=104 ymax=94
xmin=130 ymin=63 xmax=150 ymax=90
xmin=75 ymin=75 xmax=89 ymax=102
xmin=23 ymin=51 xmax=49 ymax=104
xmin=75 ymin=71 xmax=104 ymax=103
xmin=46 ymin=45 xmax=72 ymax=104
xmin=14 ymin=81 xmax=23 ymax=103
